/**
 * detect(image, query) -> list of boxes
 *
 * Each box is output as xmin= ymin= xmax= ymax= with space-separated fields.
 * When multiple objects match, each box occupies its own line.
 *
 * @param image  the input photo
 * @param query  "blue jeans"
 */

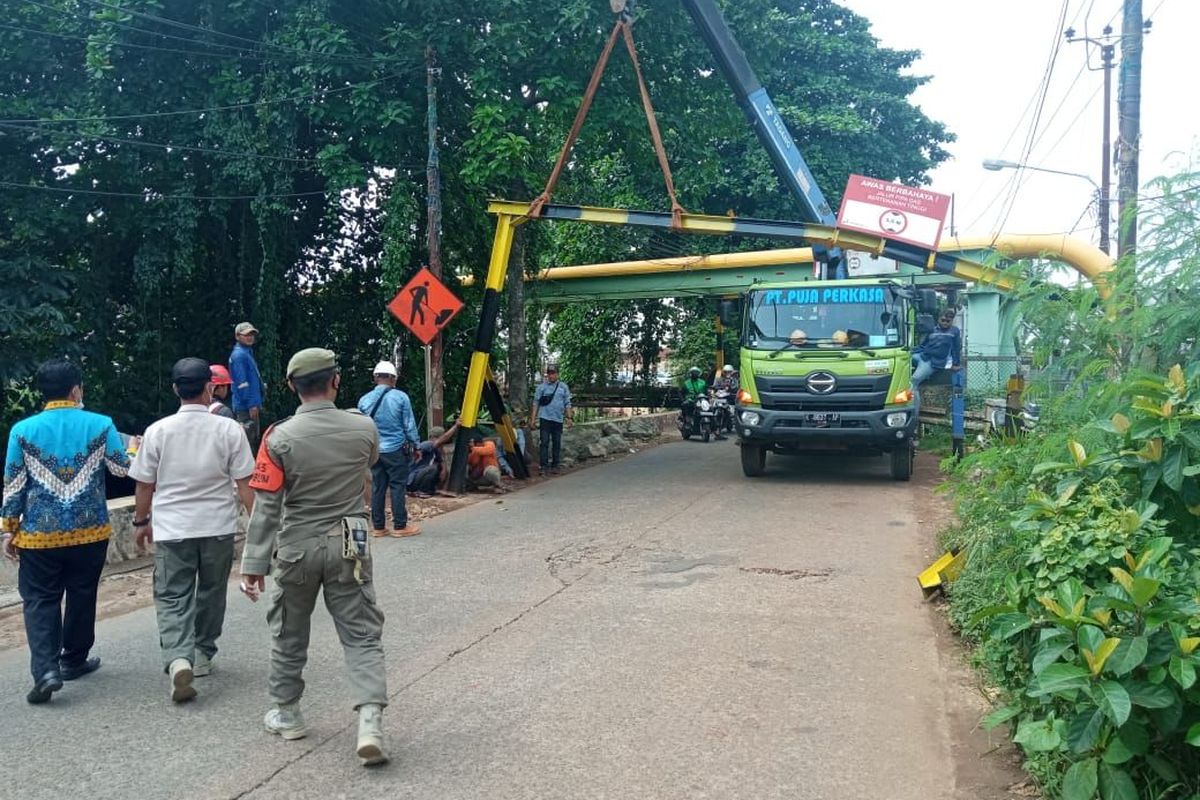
xmin=18 ymin=540 xmax=109 ymax=682
xmin=371 ymin=448 xmax=411 ymax=529
xmin=911 ymin=355 xmax=939 ymax=409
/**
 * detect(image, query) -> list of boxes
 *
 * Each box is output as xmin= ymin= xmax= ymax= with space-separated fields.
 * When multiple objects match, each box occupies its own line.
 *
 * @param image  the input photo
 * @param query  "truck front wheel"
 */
xmin=741 ymin=444 xmax=767 ymax=477
xmin=889 ymin=445 xmax=914 ymax=481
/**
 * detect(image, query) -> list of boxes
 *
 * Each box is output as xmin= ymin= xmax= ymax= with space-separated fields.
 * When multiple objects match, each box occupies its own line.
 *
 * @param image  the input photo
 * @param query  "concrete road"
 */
xmin=0 ymin=440 xmax=1018 ymax=800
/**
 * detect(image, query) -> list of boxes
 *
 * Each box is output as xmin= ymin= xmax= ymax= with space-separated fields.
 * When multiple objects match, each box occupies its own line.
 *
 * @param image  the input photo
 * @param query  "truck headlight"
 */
xmin=741 ymin=411 xmax=761 ymax=426
xmin=886 ymin=412 xmax=908 ymax=428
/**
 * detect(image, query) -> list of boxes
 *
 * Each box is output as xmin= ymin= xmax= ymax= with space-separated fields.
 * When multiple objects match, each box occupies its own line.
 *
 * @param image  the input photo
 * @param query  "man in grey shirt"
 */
xmin=532 ymin=365 xmax=573 ymax=474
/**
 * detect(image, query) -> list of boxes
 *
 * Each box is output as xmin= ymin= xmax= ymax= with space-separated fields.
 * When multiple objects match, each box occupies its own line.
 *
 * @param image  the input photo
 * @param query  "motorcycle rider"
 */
xmin=680 ymin=367 xmax=709 ymax=434
xmin=713 ymin=364 xmax=737 ymax=393
xmin=710 ymin=365 xmax=737 ymax=439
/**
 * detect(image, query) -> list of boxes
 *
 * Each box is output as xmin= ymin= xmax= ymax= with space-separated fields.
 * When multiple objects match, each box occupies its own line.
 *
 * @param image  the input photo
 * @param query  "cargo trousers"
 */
xmin=153 ymin=534 xmax=235 ymax=671
xmin=266 ymin=527 xmax=387 ymax=710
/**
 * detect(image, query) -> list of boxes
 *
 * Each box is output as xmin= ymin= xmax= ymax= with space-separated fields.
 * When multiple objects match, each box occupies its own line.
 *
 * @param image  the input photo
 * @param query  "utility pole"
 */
xmin=1116 ymin=0 xmax=1148 ymax=260
xmin=1064 ymin=24 xmax=1117 ymax=255
xmin=425 ymin=46 xmax=444 ymax=431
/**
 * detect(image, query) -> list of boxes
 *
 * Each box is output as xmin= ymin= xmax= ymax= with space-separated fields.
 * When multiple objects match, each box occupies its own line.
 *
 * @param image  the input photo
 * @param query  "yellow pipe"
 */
xmin=939 ymin=234 xmax=1113 ymax=299
xmin=537 ymin=248 xmax=813 ymax=281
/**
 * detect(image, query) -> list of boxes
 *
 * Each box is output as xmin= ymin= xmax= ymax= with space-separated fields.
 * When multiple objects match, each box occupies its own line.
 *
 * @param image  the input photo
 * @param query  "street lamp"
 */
xmin=982 ymin=159 xmax=1107 ymax=252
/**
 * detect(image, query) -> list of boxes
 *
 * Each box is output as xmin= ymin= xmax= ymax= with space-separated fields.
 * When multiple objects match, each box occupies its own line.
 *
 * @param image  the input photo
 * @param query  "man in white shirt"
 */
xmin=129 ymin=358 xmax=256 ymax=703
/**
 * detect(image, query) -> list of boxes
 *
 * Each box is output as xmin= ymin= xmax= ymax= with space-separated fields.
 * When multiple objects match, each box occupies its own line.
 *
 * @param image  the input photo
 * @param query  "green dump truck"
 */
xmin=735 ymin=279 xmax=931 ymax=481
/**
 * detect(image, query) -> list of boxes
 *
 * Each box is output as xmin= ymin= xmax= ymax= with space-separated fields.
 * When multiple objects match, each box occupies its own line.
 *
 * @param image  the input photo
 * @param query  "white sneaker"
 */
xmin=264 ymin=705 xmax=308 ymax=740
xmin=356 ymin=703 xmax=389 ymax=766
xmin=168 ymin=658 xmax=196 ymax=703
xmin=193 ymin=653 xmax=213 ymax=678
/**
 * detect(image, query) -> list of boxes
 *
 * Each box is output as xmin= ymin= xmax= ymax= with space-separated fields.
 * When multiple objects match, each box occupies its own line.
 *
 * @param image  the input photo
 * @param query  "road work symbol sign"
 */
xmin=836 ymin=174 xmax=951 ymax=251
xmin=388 ymin=267 xmax=464 ymax=345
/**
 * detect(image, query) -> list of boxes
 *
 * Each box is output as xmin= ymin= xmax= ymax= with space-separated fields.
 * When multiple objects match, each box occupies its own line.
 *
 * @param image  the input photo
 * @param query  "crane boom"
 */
xmin=679 ymin=0 xmax=836 ymax=226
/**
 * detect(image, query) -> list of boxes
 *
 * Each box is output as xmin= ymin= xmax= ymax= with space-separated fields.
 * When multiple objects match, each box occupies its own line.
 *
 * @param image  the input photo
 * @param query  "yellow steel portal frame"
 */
xmin=445 ymin=200 xmax=1116 ymax=491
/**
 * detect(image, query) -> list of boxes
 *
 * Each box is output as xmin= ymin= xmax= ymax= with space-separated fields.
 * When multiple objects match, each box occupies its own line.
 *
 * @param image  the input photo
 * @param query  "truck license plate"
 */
xmin=804 ymin=412 xmax=840 ymax=426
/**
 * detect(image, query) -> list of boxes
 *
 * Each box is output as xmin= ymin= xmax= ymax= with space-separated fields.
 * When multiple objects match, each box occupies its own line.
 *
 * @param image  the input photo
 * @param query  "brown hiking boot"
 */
xmin=391 ymin=525 xmax=421 ymax=537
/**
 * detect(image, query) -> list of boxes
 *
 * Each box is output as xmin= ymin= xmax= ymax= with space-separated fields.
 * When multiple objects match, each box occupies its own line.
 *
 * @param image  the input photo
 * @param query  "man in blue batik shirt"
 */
xmin=357 ymin=361 xmax=421 ymax=537
xmin=1 ymin=360 xmax=131 ymax=705
xmin=229 ymin=321 xmax=264 ymax=448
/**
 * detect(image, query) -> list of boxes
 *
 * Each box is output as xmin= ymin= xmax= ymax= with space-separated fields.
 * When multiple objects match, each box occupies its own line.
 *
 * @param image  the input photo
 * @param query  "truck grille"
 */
xmin=755 ymin=374 xmax=891 ymax=412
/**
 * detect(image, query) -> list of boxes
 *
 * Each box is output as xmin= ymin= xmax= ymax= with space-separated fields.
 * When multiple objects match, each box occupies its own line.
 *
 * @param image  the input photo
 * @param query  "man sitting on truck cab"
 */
xmin=911 ymin=308 xmax=962 ymax=408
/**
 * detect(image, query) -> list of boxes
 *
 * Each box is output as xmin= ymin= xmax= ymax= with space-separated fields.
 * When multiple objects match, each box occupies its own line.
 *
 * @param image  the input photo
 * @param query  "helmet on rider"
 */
xmin=688 ymin=366 xmax=701 ymax=378
xmin=722 ymin=364 xmax=734 ymax=374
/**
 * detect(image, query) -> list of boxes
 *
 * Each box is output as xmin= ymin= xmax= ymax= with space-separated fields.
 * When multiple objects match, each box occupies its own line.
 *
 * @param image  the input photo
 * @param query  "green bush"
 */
xmin=946 ymin=366 xmax=1200 ymax=799
xmin=940 ymin=169 xmax=1200 ymax=798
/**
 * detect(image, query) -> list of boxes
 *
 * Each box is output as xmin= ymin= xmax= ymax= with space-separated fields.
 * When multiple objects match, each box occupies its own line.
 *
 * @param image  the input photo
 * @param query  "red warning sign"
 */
xmin=388 ymin=267 xmax=464 ymax=345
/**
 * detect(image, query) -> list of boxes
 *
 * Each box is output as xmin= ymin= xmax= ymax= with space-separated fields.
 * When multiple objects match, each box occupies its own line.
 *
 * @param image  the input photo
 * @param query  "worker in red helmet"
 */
xmin=208 ymin=365 xmax=236 ymax=420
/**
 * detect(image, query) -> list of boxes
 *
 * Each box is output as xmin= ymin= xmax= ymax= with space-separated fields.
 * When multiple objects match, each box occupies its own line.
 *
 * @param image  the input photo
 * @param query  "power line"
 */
xmin=0 ymin=179 xmax=331 ymax=202
xmin=0 ymin=21 xmax=314 ymax=63
xmin=73 ymin=0 xmax=400 ymax=65
xmin=991 ymin=0 xmax=1072 ymax=236
xmin=1030 ymin=83 xmax=1104 ymax=166
xmin=965 ymin=0 xmax=1120 ymax=231
xmin=0 ymin=121 xmax=422 ymax=171
xmin=0 ymin=69 xmax=407 ymax=125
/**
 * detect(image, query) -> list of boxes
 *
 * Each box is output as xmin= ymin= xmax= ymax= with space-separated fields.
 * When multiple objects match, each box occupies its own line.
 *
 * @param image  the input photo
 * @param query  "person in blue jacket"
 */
xmin=228 ymin=321 xmax=264 ymax=447
xmin=911 ymin=308 xmax=962 ymax=408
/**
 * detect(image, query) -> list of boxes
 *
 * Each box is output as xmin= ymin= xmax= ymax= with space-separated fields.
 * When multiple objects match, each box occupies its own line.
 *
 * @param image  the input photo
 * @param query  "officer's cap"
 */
xmin=286 ymin=348 xmax=338 ymax=379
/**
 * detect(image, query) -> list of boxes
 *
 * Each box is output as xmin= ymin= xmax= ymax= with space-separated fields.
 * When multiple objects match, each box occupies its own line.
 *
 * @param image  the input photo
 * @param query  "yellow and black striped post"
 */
xmin=448 ymin=212 xmax=522 ymax=493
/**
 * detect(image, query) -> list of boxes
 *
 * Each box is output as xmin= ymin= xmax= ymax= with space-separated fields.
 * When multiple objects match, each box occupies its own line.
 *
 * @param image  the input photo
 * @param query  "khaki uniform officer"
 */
xmin=239 ymin=348 xmax=390 ymax=767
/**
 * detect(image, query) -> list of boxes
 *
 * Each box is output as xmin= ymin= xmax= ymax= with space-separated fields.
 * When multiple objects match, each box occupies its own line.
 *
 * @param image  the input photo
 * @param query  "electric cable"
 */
xmin=0 ymin=179 xmax=332 ymax=201
xmin=991 ymin=0 xmax=1072 ymax=237
xmin=0 ymin=69 xmax=408 ymax=125
xmin=73 ymin=0 xmax=401 ymax=65
xmin=0 ymin=121 xmax=420 ymax=170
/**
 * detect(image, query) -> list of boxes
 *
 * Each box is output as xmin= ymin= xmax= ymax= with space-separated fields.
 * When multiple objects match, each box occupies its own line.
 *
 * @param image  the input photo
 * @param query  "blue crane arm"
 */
xmin=678 ymin=0 xmax=836 ymax=226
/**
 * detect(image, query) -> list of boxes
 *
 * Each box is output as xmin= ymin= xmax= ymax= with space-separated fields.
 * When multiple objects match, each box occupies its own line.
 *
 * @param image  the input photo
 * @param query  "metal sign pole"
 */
xmin=423 ymin=344 xmax=433 ymax=437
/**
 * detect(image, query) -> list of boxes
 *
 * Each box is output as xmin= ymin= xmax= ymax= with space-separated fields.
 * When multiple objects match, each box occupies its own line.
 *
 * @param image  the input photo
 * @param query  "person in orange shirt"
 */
xmin=466 ymin=435 xmax=502 ymax=492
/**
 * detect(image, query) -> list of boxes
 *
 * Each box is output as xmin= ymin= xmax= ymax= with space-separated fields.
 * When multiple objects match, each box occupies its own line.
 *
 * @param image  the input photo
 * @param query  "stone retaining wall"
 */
xmin=1 ymin=498 xmax=248 ymax=597
xmin=524 ymin=411 xmax=675 ymax=467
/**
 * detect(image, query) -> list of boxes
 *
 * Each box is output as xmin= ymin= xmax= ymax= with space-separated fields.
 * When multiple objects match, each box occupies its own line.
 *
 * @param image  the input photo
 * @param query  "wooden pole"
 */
xmin=425 ymin=45 xmax=445 ymax=431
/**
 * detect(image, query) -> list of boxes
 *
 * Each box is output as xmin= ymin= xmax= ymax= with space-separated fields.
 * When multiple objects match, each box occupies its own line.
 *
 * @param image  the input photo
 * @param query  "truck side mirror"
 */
xmin=916 ymin=313 xmax=936 ymax=336
xmin=918 ymin=289 xmax=939 ymax=314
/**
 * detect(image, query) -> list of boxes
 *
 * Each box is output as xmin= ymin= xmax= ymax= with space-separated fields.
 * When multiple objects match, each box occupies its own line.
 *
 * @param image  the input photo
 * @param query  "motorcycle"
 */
xmin=678 ymin=394 xmax=717 ymax=442
xmin=713 ymin=389 xmax=735 ymax=434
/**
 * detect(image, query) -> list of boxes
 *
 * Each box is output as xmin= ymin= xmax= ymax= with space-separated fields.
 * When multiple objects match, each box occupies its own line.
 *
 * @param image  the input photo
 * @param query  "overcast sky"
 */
xmin=836 ymin=0 xmax=1197 ymax=250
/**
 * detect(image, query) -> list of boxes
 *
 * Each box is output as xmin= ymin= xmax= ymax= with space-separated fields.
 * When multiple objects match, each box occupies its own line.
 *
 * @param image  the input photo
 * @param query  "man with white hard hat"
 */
xmin=356 ymin=360 xmax=421 ymax=537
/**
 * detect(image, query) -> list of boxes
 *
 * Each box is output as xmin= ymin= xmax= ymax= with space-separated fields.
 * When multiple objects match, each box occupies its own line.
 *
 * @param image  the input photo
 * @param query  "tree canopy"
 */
xmin=1 ymin=0 xmax=951 ymax=439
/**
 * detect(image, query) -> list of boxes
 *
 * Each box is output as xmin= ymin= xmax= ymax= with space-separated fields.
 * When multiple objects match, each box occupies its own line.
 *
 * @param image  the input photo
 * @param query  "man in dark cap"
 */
xmin=129 ymin=357 xmax=256 ymax=703
xmin=239 ymin=348 xmax=391 ymax=767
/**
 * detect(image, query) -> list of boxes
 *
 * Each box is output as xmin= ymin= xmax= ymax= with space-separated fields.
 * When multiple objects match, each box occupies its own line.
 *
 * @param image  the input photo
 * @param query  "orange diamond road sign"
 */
xmin=388 ymin=267 xmax=464 ymax=345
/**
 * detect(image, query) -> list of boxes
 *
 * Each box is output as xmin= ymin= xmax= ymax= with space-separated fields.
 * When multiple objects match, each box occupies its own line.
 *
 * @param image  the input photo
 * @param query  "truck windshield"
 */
xmin=745 ymin=286 xmax=904 ymax=349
